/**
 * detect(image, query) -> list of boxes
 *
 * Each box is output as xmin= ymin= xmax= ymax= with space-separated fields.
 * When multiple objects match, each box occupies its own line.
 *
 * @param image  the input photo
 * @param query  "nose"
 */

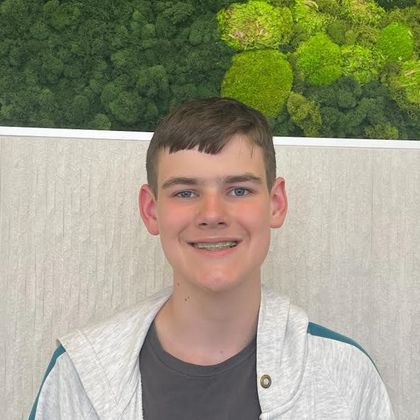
xmin=195 ymin=192 xmax=229 ymax=229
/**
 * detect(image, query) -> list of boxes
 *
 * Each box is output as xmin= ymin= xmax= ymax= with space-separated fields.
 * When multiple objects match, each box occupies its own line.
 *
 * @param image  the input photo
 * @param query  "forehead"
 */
xmin=156 ymin=135 xmax=266 ymax=185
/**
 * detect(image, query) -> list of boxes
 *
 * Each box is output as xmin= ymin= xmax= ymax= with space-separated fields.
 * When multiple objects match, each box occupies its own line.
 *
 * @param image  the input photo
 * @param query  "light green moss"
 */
xmin=341 ymin=44 xmax=383 ymax=84
xmin=390 ymin=59 xmax=420 ymax=106
xmin=217 ymin=0 xmax=293 ymax=51
xmin=293 ymin=0 xmax=331 ymax=39
xmin=221 ymin=49 xmax=293 ymax=118
xmin=341 ymin=0 xmax=385 ymax=26
xmin=399 ymin=60 xmax=420 ymax=105
xmin=295 ymin=33 xmax=342 ymax=86
xmin=376 ymin=22 xmax=414 ymax=63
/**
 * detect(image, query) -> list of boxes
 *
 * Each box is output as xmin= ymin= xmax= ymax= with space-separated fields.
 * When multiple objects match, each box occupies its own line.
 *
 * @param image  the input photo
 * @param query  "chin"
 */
xmin=200 ymin=281 xmax=236 ymax=295
xmin=195 ymin=272 xmax=255 ymax=295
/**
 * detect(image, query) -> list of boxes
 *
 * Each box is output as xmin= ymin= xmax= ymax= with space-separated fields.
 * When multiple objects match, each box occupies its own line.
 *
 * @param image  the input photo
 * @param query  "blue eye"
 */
xmin=231 ymin=188 xmax=249 ymax=197
xmin=176 ymin=190 xmax=196 ymax=198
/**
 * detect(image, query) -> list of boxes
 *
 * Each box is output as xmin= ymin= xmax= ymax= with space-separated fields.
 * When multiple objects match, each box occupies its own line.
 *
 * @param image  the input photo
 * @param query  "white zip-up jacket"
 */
xmin=30 ymin=287 xmax=394 ymax=419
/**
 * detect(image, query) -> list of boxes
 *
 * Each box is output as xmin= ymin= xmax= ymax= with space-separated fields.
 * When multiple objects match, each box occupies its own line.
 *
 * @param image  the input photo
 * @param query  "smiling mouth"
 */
xmin=191 ymin=241 xmax=238 ymax=251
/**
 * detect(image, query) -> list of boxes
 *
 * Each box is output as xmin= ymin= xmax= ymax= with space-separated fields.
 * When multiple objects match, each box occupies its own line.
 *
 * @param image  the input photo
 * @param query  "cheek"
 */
xmin=157 ymin=204 xmax=191 ymax=235
xmin=239 ymin=203 xmax=272 ymax=229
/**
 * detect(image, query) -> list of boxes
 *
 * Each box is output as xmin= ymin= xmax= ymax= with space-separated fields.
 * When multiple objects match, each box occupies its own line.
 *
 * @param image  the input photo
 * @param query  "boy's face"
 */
xmin=140 ymin=134 xmax=287 ymax=294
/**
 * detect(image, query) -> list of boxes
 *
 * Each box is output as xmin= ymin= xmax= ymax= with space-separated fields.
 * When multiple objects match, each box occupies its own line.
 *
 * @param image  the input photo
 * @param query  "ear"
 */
xmin=270 ymin=177 xmax=288 ymax=228
xmin=139 ymin=184 xmax=160 ymax=235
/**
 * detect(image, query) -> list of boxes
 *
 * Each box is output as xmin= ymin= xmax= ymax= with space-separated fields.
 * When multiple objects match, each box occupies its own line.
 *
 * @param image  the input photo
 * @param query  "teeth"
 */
xmin=193 ymin=241 xmax=237 ymax=250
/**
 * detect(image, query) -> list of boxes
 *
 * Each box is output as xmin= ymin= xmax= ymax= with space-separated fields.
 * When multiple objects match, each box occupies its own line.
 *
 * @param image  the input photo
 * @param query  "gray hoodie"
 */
xmin=30 ymin=287 xmax=394 ymax=419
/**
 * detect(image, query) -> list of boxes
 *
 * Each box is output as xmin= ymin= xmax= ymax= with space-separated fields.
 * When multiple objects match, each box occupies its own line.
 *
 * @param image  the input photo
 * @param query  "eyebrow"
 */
xmin=224 ymin=174 xmax=262 ymax=184
xmin=161 ymin=177 xmax=198 ymax=190
xmin=161 ymin=173 xmax=263 ymax=190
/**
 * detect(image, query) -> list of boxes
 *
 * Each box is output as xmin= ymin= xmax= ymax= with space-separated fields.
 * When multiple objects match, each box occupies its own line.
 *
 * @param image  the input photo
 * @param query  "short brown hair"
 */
xmin=146 ymin=97 xmax=276 ymax=194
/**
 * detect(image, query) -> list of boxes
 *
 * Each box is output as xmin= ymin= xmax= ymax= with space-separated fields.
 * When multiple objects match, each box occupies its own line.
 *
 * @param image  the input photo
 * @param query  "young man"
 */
xmin=30 ymin=98 xmax=394 ymax=419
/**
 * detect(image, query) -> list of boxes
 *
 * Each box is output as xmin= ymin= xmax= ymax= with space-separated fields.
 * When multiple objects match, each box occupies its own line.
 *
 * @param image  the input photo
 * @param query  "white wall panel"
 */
xmin=1 ymin=134 xmax=419 ymax=419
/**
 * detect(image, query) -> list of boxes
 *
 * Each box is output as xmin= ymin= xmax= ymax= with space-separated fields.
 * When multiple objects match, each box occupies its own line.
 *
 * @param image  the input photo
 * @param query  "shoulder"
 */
xmin=30 ymin=288 xmax=172 ymax=419
xmin=307 ymin=322 xmax=372 ymax=362
xmin=307 ymin=321 xmax=378 ymax=383
xmin=29 ymin=346 xmax=96 ymax=419
xmin=306 ymin=322 xmax=394 ymax=419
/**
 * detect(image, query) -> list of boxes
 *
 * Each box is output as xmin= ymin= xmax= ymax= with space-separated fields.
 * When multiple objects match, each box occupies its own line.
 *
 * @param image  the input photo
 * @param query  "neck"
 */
xmin=155 ymin=280 xmax=261 ymax=365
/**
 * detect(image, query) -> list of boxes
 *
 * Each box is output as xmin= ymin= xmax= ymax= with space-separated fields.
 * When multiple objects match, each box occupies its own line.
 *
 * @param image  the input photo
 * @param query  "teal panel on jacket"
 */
xmin=28 ymin=345 xmax=66 ymax=420
xmin=307 ymin=321 xmax=375 ymax=366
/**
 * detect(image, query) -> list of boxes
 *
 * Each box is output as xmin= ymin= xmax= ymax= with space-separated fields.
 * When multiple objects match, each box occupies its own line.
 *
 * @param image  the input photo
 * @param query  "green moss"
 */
xmin=293 ymin=0 xmax=331 ymax=39
xmin=221 ymin=50 xmax=293 ymax=118
xmin=286 ymin=92 xmax=322 ymax=136
xmin=389 ymin=59 xmax=420 ymax=107
xmin=217 ymin=0 xmax=293 ymax=51
xmin=108 ymin=91 xmax=143 ymax=125
xmin=376 ymin=22 xmax=414 ymax=62
xmin=398 ymin=60 xmax=420 ymax=105
xmin=341 ymin=0 xmax=385 ymax=26
xmin=343 ymin=25 xmax=380 ymax=48
xmin=295 ymin=33 xmax=342 ymax=86
xmin=385 ymin=6 xmax=420 ymax=53
xmin=364 ymin=123 xmax=399 ymax=139
xmin=327 ymin=20 xmax=349 ymax=45
xmin=341 ymin=44 xmax=383 ymax=84
xmin=376 ymin=0 xmax=416 ymax=10
xmin=89 ymin=113 xmax=111 ymax=130
xmin=66 ymin=94 xmax=90 ymax=123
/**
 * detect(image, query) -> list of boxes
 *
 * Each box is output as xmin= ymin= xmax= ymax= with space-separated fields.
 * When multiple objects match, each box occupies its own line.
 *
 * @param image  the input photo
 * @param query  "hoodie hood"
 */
xmin=59 ymin=288 xmax=171 ymax=419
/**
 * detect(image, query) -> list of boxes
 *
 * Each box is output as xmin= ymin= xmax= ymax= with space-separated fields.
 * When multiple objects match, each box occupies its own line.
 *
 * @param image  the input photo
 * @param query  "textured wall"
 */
xmin=1 ymin=135 xmax=419 ymax=419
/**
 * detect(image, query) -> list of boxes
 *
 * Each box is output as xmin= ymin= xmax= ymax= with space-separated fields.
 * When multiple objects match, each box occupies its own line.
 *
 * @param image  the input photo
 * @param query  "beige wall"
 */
xmin=1 ymin=133 xmax=419 ymax=419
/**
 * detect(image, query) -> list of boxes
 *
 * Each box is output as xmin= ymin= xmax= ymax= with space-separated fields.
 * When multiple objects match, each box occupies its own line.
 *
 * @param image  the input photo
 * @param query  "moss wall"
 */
xmin=0 ymin=0 xmax=418 ymax=139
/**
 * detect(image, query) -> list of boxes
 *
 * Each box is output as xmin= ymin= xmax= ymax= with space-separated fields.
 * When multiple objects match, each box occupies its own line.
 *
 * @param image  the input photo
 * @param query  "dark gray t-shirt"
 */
xmin=139 ymin=322 xmax=261 ymax=420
